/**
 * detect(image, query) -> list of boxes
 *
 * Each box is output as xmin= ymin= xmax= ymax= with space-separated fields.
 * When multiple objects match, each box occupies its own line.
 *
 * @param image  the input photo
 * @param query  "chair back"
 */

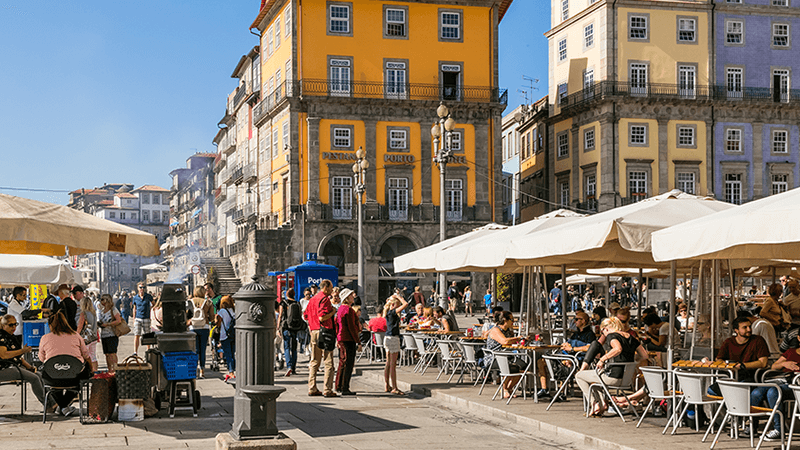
xmin=372 ymin=331 xmax=385 ymax=346
xmin=717 ymin=379 xmax=756 ymax=417
xmin=402 ymin=334 xmax=418 ymax=351
xmin=413 ymin=335 xmax=429 ymax=356
xmin=493 ymin=351 xmax=516 ymax=376
xmin=674 ymin=371 xmax=714 ymax=404
xmin=461 ymin=342 xmax=478 ymax=364
xmin=607 ymin=362 xmax=639 ymax=389
xmin=42 ymin=355 xmax=84 ymax=381
xmin=437 ymin=341 xmax=454 ymax=360
xmin=789 ymin=384 xmax=800 ymax=403
xmin=640 ymin=366 xmax=669 ymax=398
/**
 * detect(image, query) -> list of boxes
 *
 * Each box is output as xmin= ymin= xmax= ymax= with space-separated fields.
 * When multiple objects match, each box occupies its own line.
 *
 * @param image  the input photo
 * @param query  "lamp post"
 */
xmin=352 ymin=147 xmax=369 ymax=301
xmin=430 ymin=103 xmax=456 ymax=305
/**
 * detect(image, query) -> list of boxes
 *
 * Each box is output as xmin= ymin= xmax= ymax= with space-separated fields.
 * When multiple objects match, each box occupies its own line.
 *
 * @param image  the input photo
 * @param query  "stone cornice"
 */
xmin=299 ymin=97 xmax=503 ymax=122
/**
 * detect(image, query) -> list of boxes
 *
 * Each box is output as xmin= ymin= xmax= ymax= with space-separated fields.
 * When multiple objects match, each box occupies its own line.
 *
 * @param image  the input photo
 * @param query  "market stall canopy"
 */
xmin=652 ymin=187 xmax=800 ymax=263
xmin=429 ymin=209 xmax=585 ymax=272
xmin=393 ymin=223 xmax=508 ymax=273
xmin=0 ymin=254 xmax=82 ymax=285
xmin=0 ymin=193 xmax=160 ymax=257
xmin=505 ymin=190 xmax=735 ymax=268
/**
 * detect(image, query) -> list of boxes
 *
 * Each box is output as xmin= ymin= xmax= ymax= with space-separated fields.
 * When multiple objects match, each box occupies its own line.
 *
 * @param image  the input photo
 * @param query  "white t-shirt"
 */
xmin=752 ymin=318 xmax=780 ymax=359
xmin=7 ymin=299 xmax=26 ymax=336
xmin=659 ymin=322 xmax=680 ymax=347
xmin=676 ymin=315 xmax=695 ymax=330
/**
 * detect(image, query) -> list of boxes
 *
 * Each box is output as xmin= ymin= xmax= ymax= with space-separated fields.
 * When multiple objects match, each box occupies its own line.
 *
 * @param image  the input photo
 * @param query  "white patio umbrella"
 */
xmin=140 ymin=263 xmax=167 ymax=271
xmin=0 ymin=193 xmax=160 ymax=257
xmin=0 ymin=254 xmax=82 ymax=285
xmin=393 ymin=223 xmax=508 ymax=273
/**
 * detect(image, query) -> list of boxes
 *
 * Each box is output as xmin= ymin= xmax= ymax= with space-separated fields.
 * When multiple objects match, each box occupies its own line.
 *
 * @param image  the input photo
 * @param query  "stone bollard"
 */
xmin=216 ymin=276 xmax=295 ymax=450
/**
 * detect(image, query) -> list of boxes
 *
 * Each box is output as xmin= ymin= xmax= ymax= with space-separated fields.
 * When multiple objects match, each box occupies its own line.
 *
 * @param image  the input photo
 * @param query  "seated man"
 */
xmin=537 ymin=311 xmax=596 ymax=398
xmin=433 ymin=306 xmax=459 ymax=332
xmin=0 ymin=314 xmax=47 ymax=408
xmin=739 ymin=309 xmax=780 ymax=360
xmin=708 ymin=316 xmax=769 ymax=396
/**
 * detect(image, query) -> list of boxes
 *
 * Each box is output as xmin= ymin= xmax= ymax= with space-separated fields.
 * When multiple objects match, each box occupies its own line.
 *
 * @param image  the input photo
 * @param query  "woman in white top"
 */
xmin=76 ymin=296 xmax=99 ymax=372
xmin=187 ymin=286 xmax=213 ymax=378
xmin=463 ymin=286 xmax=473 ymax=317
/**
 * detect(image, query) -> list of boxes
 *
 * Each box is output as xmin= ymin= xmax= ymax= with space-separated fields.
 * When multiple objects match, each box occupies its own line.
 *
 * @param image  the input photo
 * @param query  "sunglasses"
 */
xmin=7 ymin=323 xmax=18 ymax=327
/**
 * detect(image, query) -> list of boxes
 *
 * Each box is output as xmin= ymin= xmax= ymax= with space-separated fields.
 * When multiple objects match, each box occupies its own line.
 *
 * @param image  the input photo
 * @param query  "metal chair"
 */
xmin=456 ymin=341 xmax=483 ymax=384
xmin=370 ymin=331 xmax=386 ymax=363
xmin=710 ymin=379 xmax=785 ymax=450
xmin=637 ymin=366 xmax=681 ymax=428
xmin=0 ymin=368 xmax=27 ymax=415
xmin=668 ymin=371 xmax=724 ymax=438
xmin=785 ymin=384 xmax=800 ymax=450
xmin=41 ymin=355 xmax=84 ymax=423
xmin=588 ymin=362 xmax=640 ymax=422
xmin=436 ymin=340 xmax=463 ymax=383
xmin=400 ymin=334 xmax=418 ymax=367
xmin=491 ymin=351 xmax=532 ymax=405
xmin=477 ymin=348 xmax=497 ymax=395
xmin=356 ymin=330 xmax=373 ymax=364
xmin=412 ymin=335 xmax=437 ymax=375
xmin=542 ymin=352 xmax=581 ymax=411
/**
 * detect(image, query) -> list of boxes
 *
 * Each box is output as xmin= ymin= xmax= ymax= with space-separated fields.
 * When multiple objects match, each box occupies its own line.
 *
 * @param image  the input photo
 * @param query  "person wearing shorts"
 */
xmin=382 ymin=294 xmax=408 ymax=395
xmin=97 ymin=294 xmax=122 ymax=372
xmin=131 ymin=283 xmax=153 ymax=355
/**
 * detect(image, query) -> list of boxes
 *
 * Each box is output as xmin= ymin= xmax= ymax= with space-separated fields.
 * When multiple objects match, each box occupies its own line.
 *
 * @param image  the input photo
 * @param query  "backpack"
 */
xmin=191 ymin=299 xmax=208 ymax=328
xmin=285 ymin=300 xmax=304 ymax=332
xmin=221 ymin=308 xmax=236 ymax=342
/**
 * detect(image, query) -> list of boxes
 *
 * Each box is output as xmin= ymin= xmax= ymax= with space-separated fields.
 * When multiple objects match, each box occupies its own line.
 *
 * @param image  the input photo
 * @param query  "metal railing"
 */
xmin=242 ymin=164 xmax=256 ymax=182
xmin=559 ymin=81 xmax=800 ymax=110
xmin=446 ymin=209 xmax=463 ymax=222
xmin=253 ymin=81 xmax=291 ymax=125
xmin=388 ymin=208 xmax=408 ymax=221
xmin=233 ymin=85 xmax=249 ymax=109
xmin=299 ymin=79 xmax=507 ymax=105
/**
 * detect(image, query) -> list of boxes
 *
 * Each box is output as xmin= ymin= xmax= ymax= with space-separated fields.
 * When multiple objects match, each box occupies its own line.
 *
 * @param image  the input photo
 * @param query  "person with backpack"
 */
xmin=215 ymin=295 xmax=236 ymax=382
xmin=278 ymin=288 xmax=304 ymax=377
xmin=186 ymin=286 xmax=213 ymax=378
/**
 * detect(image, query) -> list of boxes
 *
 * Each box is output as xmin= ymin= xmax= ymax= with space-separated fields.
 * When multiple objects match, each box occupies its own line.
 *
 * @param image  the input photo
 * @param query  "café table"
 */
xmin=502 ymin=344 xmax=561 ymax=403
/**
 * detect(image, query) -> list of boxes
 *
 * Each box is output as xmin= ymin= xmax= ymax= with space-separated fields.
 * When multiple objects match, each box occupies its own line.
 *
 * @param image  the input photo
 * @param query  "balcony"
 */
xmin=320 ymin=206 xmax=352 ymax=221
xmin=242 ymin=164 xmax=256 ymax=182
xmin=253 ymin=81 xmax=292 ymax=125
xmin=232 ymin=204 xmax=254 ymax=224
xmin=214 ymin=154 xmax=226 ymax=173
xmin=233 ymin=85 xmax=249 ymax=110
xmin=389 ymin=208 xmax=408 ymax=221
xmin=299 ymin=79 xmax=507 ymax=105
xmin=231 ymin=164 xmax=244 ymax=184
xmin=219 ymin=197 xmax=235 ymax=215
xmin=220 ymin=133 xmax=236 ymax=155
xmin=227 ymin=240 xmax=246 ymax=256
xmin=559 ymin=81 xmax=800 ymax=112
xmin=446 ymin=209 xmax=463 ymax=222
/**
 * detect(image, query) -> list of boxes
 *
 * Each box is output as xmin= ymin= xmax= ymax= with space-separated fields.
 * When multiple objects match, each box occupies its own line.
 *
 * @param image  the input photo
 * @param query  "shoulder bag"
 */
xmin=114 ymin=317 xmax=132 ymax=337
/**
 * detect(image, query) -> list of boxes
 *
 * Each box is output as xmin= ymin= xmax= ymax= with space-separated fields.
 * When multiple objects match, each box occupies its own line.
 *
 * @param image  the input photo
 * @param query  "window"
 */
xmin=329 ymin=3 xmax=351 ymax=34
xmin=285 ymin=6 xmax=291 ymax=36
xmin=584 ymin=128 xmax=595 ymax=151
xmin=583 ymin=68 xmax=594 ymax=91
xmin=275 ymin=68 xmax=282 ymax=89
xmin=283 ymin=121 xmax=290 ymax=152
xmin=678 ymin=126 xmax=695 ymax=147
xmin=153 ymin=194 xmax=160 ymax=205
xmin=143 ymin=210 xmax=150 ymax=222
xmin=441 ymin=64 xmax=461 ymax=100
xmin=630 ymin=15 xmax=648 ymax=40
xmin=724 ymin=173 xmax=742 ymax=205
xmin=726 ymin=21 xmax=743 ymax=44
xmin=385 ymin=61 xmax=407 ymax=99
xmin=109 ymin=211 xmax=116 ymax=219
xmin=558 ymin=82 xmax=568 ymax=105
xmin=385 ymin=8 xmax=407 ymax=38
xmin=266 ymin=26 xmax=274 ymax=56
xmin=678 ymin=18 xmax=696 ymax=42
xmin=559 ymin=181 xmax=570 ymax=207
xmin=557 ymin=132 xmax=569 ymax=157
xmin=440 ymin=10 xmax=462 ymax=41
xmin=629 ymin=171 xmax=647 ymax=202
xmin=445 ymin=179 xmax=463 ymax=221
xmin=331 ymin=176 xmax=352 ymax=219
xmin=333 ymin=127 xmax=351 ymax=148
xmin=727 ymin=67 xmax=743 ymax=99
xmin=263 ymin=132 xmax=272 ymax=162
xmin=773 ymin=23 xmax=789 ymax=47
xmin=131 ymin=212 xmax=137 ymax=221
xmin=329 ymin=58 xmax=351 ymax=95
xmin=773 ymin=129 xmax=788 ymax=153
xmin=774 ymin=69 xmax=789 ymax=102
xmin=677 ymin=172 xmax=695 ymax=194
xmin=140 ymin=193 xmax=148 ymax=204
xmin=630 ymin=63 xmax=648 ymax=95
xmin=678 ymin=65 xmax=696 ymax=98
xmin=275 ymin=17 xmax=281 ymax=48
xmin=259 ymin=132 xmax=268 ymax=162
xmin=268 ymin=76 xmax=274 ymax=94
xmin=773 ymin=174 xmax=789 ymax=195
xmin=774 ymin=0 xmax=789 ymax=5
xmin=153 ymin=211 xmax=160 ymax=223
xmin=630 ymin=124 xmax=647 ymax=145
xmin=726 ymin=128 xmax=742 ymax=152
xmin=286 ymin=59 xmax=292 ymax=93
xmin=585 ymin=174 xmax=597 ymax=211
xmin=584 ymin=24 xmax=594 ymax=49
xmin=390 ymin=129 xmax=407 ymax=149
xmin=561 ymin=0 xmax=569 ymax=21
xmin=558 ymin=38 xmax=567 ymax=62
xmin=727 ymin=0 xmax=742 ymax=3
xmin=450 ymin=131 xmax=462 ymax=152
xmin=389 ymin=178 xmax=409 ymax=221
xmin=272 ymin=128 xmax=279 ymax=159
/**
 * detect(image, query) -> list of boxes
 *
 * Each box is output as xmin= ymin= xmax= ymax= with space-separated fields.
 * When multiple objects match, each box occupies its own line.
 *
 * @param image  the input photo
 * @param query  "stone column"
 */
xmin=752 ymin=122 xmax=764 ymax=199
xmin=306 ymin=117 xmax=321 ymax=220
xmin=364 ymin=119 xmax=380 ymax=219
xmin=419 ymin=118 xmax=434 ymax=220
xmin=598 ymin=117 xmax=616 ymax=211
xmin=474 ymin=121 xmax=491 ymax=221
xmin=571 ymin=124 xmax=581 ymax=207
xmin=657 ymin=117 xmax=670 ymax=194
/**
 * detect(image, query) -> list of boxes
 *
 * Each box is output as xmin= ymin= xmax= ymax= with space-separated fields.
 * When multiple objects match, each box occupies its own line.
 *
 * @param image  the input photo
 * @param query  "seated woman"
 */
xmin=575 ymin=317 xmax=648 ymax=417
xmin=483 ymin=310 xmax=523 ymax=399
xmin=676 ymin=304 xmax=695 ymax=331
xmin=38 ymin=311 xmax=93 ymax=416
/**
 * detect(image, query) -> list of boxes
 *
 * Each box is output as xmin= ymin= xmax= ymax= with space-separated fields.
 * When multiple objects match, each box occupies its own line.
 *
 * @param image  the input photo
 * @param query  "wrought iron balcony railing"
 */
xmin=299 ymin=79 xmax=507 ymax=105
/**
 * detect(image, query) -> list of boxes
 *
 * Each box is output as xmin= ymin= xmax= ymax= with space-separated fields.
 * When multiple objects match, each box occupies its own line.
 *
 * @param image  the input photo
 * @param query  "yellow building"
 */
xmin=216 ymin=0 xmax=511 ymax=300
xmin=545 ymin=0 xmax=712 ymax=211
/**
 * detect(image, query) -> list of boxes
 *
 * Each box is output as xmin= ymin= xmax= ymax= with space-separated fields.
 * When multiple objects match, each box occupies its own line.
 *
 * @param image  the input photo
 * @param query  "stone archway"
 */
xmin=376 ymin=234 xmax=419 ymax=301
xmin=316 ymin=229 xmax=373 ymax=275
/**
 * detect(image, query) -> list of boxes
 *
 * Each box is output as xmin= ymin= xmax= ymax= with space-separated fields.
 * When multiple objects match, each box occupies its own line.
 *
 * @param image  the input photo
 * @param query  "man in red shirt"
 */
xmin=304 ymin=279 xmax=337 ymax=397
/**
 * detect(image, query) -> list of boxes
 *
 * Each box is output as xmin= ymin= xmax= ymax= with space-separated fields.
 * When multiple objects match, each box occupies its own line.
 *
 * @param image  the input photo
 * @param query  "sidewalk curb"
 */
xmin=360 ymin=368 xmax=638 ymax=450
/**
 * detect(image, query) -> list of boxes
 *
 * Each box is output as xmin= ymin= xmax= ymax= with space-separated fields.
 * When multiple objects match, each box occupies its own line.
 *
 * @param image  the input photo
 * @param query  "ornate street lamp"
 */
xmin=430 ymin=103 xmax=456 ymax=305
xmin=352 ymin=147 xmax=369 ymax=301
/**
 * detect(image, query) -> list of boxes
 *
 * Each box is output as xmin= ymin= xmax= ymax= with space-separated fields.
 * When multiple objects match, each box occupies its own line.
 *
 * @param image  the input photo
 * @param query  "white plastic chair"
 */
xmin=669 ymin=371 xmax=724 ymax=438
xmin=400 ymin=334 xmax=418 ymax=366
xmin=785 ymin=384 xmax=800 ymax=450
xmin=436 ymin=340 xmax=463 ymax=383
xmin=413 ymin=335 xmax=437 ymax=375
xmin=371 ymin=331 xmax=386 ymax=363
xmin=457 ymin=341 xmax=483 ymax=384
xmin=541 ymin=352 xmax=581 ymax=411
xmin=710 ymin=380 xmax=785 ymax=450
xmin=588 ymin=362 xmax=640 ymax=422
xmin=491 ymin=351 xmax=532 ymax=405
xmin=637 ymin=366 xmax=682 ymax=428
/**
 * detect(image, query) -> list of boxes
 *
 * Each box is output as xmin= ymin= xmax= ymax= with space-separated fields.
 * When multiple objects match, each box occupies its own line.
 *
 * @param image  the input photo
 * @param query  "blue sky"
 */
xmin=0 ymin=0 xmax=548 ymax=205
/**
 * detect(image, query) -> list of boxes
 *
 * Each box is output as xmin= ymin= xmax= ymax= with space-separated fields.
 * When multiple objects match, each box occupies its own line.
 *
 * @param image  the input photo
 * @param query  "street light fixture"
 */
xmin=352 ymin=147 xmax=369 ymax=301
xmin=431 ymin=103 xmax=455 ymax=306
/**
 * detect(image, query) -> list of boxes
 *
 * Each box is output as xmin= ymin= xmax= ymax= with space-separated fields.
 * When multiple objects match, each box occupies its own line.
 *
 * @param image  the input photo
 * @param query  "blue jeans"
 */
xmin=751 ymin=384 xmax=791 ymax=431
xmin=283 ymin=329 xmax=298 ymax=371
xmin=297 ymin=328 xmax=308 ymax=353
xmin=193 ymin=329 xmax=209 ymax=370
xmin=221 ymin=338 xmax=235 ymax=373
xmin=571 ymin=297 xmax=581 ymax=312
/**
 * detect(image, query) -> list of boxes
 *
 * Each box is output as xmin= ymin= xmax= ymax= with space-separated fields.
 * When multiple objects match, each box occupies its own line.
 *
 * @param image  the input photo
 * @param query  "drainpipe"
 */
xmin=709 ymin=2 xmax=716 ymax=197
xmin=612 ymin=0 xmax=619 ymax=208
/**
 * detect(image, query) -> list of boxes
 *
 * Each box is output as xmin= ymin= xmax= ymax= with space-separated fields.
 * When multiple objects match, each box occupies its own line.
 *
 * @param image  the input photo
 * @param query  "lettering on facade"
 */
xmin=450 ymin=155 xmax=467 ymax=165
xmin=322 ymin=152 xmax=358 ymax=161
xmin=441 ymin=65 xmax=461 ymax=72
xmin=384 ymin=154 xmax=415 ymax=164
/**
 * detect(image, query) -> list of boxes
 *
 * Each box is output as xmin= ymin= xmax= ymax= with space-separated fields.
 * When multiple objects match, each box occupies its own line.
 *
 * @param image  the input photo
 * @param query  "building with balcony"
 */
xmin=169 ymin=153 xmax=217 ymax=255
xmin=501 ymin=105 xmax=523 ymax=224
xmin=210 ymin=0 xmax=511 ymax=302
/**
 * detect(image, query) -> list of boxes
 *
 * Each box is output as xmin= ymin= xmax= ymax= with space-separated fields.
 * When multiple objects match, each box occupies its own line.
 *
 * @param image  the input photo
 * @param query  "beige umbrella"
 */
xmin=393 ymin=223 xmax=507 ymax=273
xmin=0 ymin=193 xmax=160 ymax=257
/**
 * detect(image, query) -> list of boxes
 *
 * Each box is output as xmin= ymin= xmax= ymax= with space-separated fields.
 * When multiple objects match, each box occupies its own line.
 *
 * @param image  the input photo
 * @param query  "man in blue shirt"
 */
xmin=549 ymin=284 xmax=562 ymax=315
xmin=483 ymin=289 xmax=492 ymax=312
xmin=131 ymin=283 xmax=153 ymax=354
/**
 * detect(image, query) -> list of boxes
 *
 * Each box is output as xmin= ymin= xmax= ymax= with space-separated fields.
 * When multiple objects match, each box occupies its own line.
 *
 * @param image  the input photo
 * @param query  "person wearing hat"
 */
xmin=608 ymin=301 xmax=621 ymax=317
xmin=334 ymin=288 xmax=359 ymax=395
xmin=43 ymin=284 xmax=78 ymax=332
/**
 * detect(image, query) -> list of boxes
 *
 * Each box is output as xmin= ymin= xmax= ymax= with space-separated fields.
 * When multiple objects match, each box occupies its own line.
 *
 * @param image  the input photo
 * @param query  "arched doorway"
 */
xmin=378 ymin=235 xmax=418 ymax=301
xmin=320 ymin=234 xmax=359 ymax=291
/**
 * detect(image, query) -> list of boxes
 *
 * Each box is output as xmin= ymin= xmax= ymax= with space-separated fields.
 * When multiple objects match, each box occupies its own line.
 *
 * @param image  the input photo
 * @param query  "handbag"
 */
xmin=116 ymin=354 xmax=151 ymax=400
xmin=114 ymin=319 xmax=132 ymax=337
xmin=80 ymin=312 xmax=99 ymax=345
xmin=317 ymin=326 xmax=336 ymax=351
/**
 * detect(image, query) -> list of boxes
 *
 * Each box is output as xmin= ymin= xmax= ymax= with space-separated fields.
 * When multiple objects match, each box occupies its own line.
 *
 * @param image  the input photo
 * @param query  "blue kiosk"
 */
xmin=269 ymin=259 xmax=339 ymax=299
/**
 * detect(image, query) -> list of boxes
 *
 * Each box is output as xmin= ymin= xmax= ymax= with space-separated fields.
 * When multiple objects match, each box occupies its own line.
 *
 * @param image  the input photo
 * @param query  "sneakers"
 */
xmin=536 ymin=389 xmax=550 ymax=398
xmin=285 ymin=369 xmax=293 ymax=377
xmin=60 ymin=406 xmax=77 ymax=417
xmin=764 ymin=429 xmax=781 ymax=441
xmin=341 ymin=390 xmax=357 ymax=396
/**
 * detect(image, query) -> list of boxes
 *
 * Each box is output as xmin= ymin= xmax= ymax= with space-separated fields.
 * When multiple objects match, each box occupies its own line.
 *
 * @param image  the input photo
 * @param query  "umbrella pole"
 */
xmin=605 ymin=276 xmax=610 ymax=310
xmin=773 ymin=266 xmax=777 ymax=285
xmin=520 ymin=267 xmax=527 ymax=337
xmin=561 ymin=265 xmax=567 ymax=344
xmin=637 ymin=268 xmax=643 ymax=329
xmin=727 ymin=260 xmax=736 ymax=328
xmin=668 ymin=261 xmax=677 ymax=369
xmin=711 ymin=260 xmax=718 ymax=354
